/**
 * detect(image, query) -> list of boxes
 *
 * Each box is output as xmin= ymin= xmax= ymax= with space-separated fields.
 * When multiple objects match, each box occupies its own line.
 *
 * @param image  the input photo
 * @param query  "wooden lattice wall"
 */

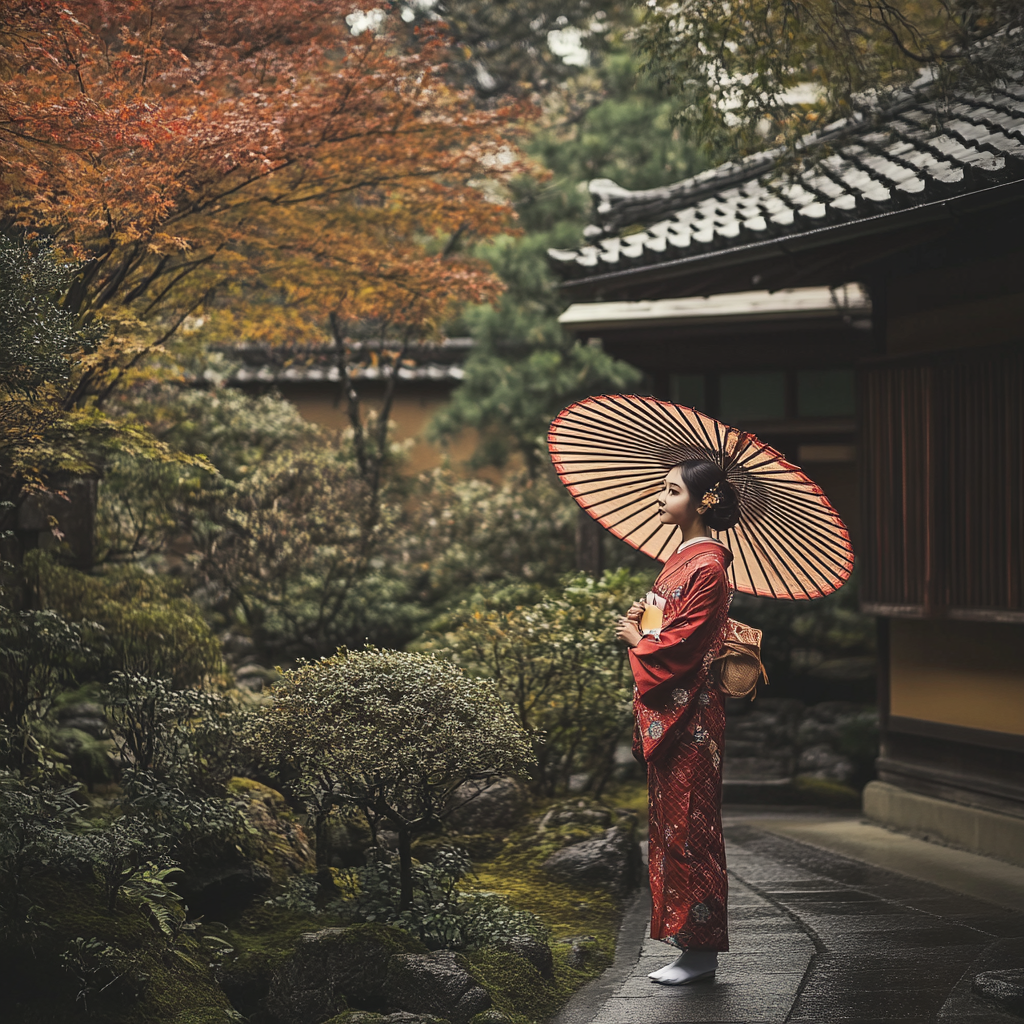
xmin=861 ymin=344 xmax=1024 ymax=621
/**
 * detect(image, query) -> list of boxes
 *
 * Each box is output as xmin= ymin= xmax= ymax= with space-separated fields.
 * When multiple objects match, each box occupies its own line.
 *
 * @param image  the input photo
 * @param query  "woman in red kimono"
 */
xmin=616 ymin=459 xmax=739 ymax=986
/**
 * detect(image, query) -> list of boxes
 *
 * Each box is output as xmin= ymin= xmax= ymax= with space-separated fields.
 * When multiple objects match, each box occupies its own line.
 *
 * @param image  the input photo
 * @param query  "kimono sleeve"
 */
xmin=628 ymin=562 xmax=728 ymax=707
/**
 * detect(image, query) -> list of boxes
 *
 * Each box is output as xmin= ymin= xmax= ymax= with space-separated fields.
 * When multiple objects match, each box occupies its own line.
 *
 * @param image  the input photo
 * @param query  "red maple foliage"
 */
xmin=0 ymin=0 xmax=528 ymax=399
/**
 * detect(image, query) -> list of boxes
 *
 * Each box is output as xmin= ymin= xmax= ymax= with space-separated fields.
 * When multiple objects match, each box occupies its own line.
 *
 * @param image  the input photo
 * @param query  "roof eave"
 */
xmin=556 ymin=177 xmax=1024 ymax=301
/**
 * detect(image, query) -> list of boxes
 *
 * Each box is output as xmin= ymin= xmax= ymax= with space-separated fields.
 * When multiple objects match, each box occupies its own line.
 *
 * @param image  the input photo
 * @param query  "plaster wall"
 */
xmin=889 ymin=618 xmax=1024 ymax=736
xmin=265 ymin=382 xmax=486 ymax=475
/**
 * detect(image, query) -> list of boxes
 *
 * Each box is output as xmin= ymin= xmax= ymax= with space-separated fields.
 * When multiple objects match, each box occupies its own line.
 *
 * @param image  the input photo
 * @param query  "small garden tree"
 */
xmin=246 ymin=649 xmax=533 ymax=908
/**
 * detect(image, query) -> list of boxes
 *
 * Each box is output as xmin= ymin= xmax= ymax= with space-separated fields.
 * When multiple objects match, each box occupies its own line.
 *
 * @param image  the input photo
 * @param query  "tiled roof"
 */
xmin=206 ymin=338 xmax=473 ymax=385
xmin=222 ymin=363 xmax=466 ymax=384
xmin=549 ymin=82 xmax=1024 ymax=283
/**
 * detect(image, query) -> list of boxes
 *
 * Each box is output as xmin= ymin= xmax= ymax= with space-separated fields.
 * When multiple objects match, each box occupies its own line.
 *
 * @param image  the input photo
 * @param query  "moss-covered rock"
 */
xmin=227 ymin=777 xmax=316 ymax=883
xmin=555 ymin=935 xmax=605 ymax=971
xmin=491 ymin=935 xmax=553 ymax=979
xmin=386 ymin=951 xmax=490 ymax=1024
xmin=465 ymin=950 xmax=561 ymax=1023
xmin=540 ymin=826 xmax=641 ymax=894
xmin=266 ymin=924 xmax=427 ymax=1024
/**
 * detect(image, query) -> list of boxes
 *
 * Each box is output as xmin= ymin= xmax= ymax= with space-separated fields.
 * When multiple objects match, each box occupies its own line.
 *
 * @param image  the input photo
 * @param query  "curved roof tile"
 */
xmin=549 ymin=83 xmax=1024 ymax=281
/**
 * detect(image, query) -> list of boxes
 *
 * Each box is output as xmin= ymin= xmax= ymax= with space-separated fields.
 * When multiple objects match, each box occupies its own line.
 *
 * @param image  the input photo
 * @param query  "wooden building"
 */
xmin=559 ymin=285 xmax=870 ymax=548
xmin=549 ymin=82 xmax=1024 ymax=863
xmin=221 ymin=338 xmax=481 ymax=473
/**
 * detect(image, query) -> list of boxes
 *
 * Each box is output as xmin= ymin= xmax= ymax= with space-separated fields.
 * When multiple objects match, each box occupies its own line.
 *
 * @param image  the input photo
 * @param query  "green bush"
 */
xmin=270 ymin=848 xmax=546 ymax=952
xmin=0 ymin=605 xmax=86 ymax=769
xmin=29 ymin=554 xmax=224 ymax=690
xmin=246 ymin=649 xmax=533 ymax=905
xmin=398 ymin=467 xmax=577 ymax=599
xmin=96 ymin=386 xmax=587 ymax=661
xmin=416 ymin=569 xmax=645 ymax=797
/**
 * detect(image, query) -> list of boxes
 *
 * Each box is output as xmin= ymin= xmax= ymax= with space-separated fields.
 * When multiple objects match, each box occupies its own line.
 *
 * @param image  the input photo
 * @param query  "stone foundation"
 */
xmin=863 ymin=780 xmax=1024 ymax=868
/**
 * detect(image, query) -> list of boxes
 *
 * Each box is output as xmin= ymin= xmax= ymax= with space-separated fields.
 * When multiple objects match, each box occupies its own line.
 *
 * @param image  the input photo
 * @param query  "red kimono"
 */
xmin=629 ymin=538 xmax=732 ymax=952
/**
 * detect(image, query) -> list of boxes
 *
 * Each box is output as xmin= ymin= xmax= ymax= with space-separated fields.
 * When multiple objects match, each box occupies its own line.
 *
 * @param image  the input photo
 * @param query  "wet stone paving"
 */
xmin=563 ymin=815 xmax=1024 ymax=1024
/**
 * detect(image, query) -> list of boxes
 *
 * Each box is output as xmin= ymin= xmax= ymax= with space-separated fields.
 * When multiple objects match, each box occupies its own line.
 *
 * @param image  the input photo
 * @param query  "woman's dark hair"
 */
xmin=676 ymin=459 xmax=740 ymax=531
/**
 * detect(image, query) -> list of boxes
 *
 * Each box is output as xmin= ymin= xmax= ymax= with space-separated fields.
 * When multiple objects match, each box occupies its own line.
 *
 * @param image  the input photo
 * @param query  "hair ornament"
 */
xmin=697 ymin=485 xmax=721 ymax=516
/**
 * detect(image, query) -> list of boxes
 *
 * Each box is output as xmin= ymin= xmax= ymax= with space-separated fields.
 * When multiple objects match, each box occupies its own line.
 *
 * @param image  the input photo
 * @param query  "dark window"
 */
xmin=720 ymin=371 xmax=785 ymax=421
xmin=669 ymin=373 xmax=706 ymax=410
xmin=798 ymin=369 xmax=855 ymax=417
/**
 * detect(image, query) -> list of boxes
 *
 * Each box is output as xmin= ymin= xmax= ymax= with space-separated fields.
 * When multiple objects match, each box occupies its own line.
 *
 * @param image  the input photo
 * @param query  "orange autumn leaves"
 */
xmin=0 ymin=0 xmax=528 ymax=364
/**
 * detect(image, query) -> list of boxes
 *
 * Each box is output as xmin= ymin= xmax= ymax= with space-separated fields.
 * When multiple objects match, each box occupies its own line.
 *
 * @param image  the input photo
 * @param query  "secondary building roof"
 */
xmin=558 ymin=284 xmax=871 ymax=332
xmin=549 ymin=81 xmax=1024 ymax=299
xmin=207 ymin=338 xmax=473 ymax=386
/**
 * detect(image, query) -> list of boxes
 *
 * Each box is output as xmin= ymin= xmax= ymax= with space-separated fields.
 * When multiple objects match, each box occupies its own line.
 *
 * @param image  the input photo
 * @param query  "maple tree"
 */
xmin=0 ymin=0 xmax=526 ymax=409
xmin=0 ymin=237 xmax=203 ymax=546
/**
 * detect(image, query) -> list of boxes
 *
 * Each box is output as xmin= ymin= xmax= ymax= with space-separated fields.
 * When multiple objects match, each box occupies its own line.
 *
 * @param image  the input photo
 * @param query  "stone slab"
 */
xmin=741 ymin=807 xmax=1024 ymax=910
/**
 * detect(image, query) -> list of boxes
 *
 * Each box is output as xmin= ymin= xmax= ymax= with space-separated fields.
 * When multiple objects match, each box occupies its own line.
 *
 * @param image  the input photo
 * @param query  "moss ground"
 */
xmin=452 ymin=794 xmax=647 ymax=1023
xmin=3 ymin=880 xmax=236 ymax=1024
xmin=791 ymin=775 xmax=861 ymax=807
xmin=604 ymin=780 xmax=649 ymax=829
xmin=5 ymin=793 xmax=644 ymax=1024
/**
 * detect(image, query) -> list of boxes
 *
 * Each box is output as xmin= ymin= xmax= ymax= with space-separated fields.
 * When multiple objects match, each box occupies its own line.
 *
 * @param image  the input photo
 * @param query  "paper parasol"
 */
xmin=547 ymin=394 xmax=853 ymax=599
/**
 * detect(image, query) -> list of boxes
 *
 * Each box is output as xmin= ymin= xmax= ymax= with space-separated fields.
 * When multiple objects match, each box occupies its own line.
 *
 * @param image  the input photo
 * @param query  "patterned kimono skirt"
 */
xmin=645 ymin=683 xmax=729 ymax=950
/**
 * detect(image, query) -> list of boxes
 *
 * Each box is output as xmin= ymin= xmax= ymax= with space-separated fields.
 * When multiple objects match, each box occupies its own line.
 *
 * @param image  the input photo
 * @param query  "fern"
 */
xmin=122 ymin=863 xmax=185 ymax=938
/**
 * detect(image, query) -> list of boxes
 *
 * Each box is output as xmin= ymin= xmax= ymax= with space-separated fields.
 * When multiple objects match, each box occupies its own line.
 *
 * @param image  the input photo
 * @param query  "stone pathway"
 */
xmin=555 ymin=809 xmax=1024 ymax=1024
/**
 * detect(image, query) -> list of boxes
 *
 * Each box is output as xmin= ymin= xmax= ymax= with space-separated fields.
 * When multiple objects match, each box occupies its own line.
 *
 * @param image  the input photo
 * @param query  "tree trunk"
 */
xmin=313 ymin=811 xmax=338 ymax=896
xmin=397 ymin=827 xmax=413 ymax=912
xmin=575 ymin=508 xmax=603 ymax=577
xmin=314 ymin=809 xmax=331 ymax=870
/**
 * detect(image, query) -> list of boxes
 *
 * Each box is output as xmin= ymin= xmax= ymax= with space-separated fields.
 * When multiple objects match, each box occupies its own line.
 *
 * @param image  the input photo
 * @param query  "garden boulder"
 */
xmin=557 ymin=935 xmax=604 ymax=971
xmin=492 ymin=934 xmax=553 ymax=979
xmin=541 ymin=826 xmax=641 ymax=893
xmin=386 ymin=951 xmax=491 ymax=1024
xmin=228 ymin=777 xmax=317 ymax=881
xmin=445 ymin=777 xmax=529 ymax=833
xmin=536 ymin=800 xmax=612 ymax=830
xmin=267 ymin=925 xmax=425 ymax=1024
xmin=56 ymin=701 xmax=110 ymax=739
xmin=797 ymin=743 xmax=856 ymax=785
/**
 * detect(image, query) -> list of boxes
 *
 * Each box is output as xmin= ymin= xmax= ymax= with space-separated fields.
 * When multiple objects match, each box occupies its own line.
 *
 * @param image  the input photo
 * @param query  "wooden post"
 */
xmin=575 ymin=509 xmax=604 ymax=577
xmin=16 ymin=474 xmax=97 ymax=570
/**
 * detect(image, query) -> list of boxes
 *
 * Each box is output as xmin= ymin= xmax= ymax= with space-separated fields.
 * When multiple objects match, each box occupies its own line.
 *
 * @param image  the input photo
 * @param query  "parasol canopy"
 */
xmin=547 ymin=394 xmax=853 ymax=600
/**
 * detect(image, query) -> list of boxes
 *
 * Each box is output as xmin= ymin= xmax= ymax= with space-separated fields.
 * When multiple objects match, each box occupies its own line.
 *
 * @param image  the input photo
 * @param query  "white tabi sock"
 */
xmin=648 ymin=949 xmax=718 ymax=985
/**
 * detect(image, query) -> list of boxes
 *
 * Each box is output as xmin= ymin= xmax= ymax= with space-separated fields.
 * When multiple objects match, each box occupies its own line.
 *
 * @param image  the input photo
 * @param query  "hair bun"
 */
xmin=677 ymin=459 xmax=741 ymax=531
xmin=704 ymin=478 xmax=740 ymax=531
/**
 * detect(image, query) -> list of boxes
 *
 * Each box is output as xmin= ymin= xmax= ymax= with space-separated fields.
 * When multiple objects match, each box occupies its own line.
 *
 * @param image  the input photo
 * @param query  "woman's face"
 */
xmin=657 ymin=466 xmax=699 ymax=529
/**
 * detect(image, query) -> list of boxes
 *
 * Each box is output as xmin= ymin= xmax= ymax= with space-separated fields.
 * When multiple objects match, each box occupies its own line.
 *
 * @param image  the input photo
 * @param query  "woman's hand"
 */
xmin=625 ymin=600 xmax=646 ymax=624
xmin=616 ymin=617 xmax=642 ymax=648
